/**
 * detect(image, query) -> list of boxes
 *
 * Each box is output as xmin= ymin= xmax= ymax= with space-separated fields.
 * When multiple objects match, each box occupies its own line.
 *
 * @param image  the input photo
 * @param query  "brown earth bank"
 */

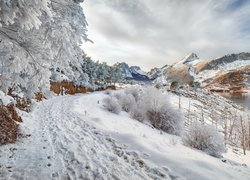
xmin=50 ymin=81 xmax=94 ymax=95
xmin=50 ymin=81 xmax=116 ymax=95
xmin=6 ymin=104 xmax=22 ymax=122
xmin=0 ymin=105 xmax=19 ymax=145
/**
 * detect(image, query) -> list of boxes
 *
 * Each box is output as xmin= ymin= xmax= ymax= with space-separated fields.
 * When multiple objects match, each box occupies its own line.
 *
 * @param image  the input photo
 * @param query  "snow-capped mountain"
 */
xmin=116 ymin=63 xmax=133 ymax=79
xmin=147 ymin=53 xmax=201 ymax=86
xmin=116 ymin=63 xmax=150 ymax=82
xmin=159 ymin=53 xmax=200 ymax=85
xmin=151 ymin=52 xmax=250 ymax=92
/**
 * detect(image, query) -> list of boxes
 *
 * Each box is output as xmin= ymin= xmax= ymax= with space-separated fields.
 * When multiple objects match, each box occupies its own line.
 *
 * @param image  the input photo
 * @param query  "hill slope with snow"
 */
xmin=0 ymin=91 xmax=250 ymax=179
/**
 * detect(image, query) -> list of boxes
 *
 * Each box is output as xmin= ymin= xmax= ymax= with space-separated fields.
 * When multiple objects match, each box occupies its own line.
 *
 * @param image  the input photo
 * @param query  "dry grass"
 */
xmin=35 ymin=92 xmax=46 ymax=102
xmin=6 ymin=104 xmax=22 ymax=122
xmin=0 ymin=105 xmax=18 ymax=145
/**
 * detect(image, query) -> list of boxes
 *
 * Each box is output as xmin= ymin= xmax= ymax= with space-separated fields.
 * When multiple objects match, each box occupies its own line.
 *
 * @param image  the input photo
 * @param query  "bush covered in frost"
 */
xmin=124 ymin=87 xmax=140 ymax=102
xmin=182 ymin=123 xmax=226 ymax=157
xmin=103 ymin=86 xmax=184 ymax=136
xmin=129 ymin=87 xmax=184 ymax=135
xmin=157 ymin=105 xmax=183 ymax=135
xmin=130 ymin=104 xmax=146 ymax=122
xmin=103 ymin=96 xmax=121 ymax=114
xmin=118 ymin=93 xmax=137 ymax=112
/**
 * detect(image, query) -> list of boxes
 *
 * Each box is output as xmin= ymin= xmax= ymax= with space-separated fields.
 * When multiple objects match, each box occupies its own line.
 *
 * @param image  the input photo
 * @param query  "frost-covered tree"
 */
xmin=81 ymin=55 xmax=122 ymax=86
xmin=110 ymin=66 xmax=122 ymax=84
xmin=0 ymin=0 xmax=52 ymax=96
xmin=47 ymin=0 xmax=88 ymax=81
xmin=0 ymin=0 xmax=88 ymax=98
xmin=96 ymin=62 xmax=110 ymax=84
xmin=0 ymin=0 xmax=52 ymax=29
xmin=82 ymin=55 xmax=97 ymax=84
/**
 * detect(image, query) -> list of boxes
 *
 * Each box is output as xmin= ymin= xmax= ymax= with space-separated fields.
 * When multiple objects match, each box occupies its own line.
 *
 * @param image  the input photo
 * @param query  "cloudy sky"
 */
xmin=81 ymin=0 xmax=250 ymax=71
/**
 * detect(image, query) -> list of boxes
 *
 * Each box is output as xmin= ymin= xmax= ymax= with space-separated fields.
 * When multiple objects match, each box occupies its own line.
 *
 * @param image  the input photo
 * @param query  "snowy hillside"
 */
xmin=1 ymin=90 xmax=250 ymax=179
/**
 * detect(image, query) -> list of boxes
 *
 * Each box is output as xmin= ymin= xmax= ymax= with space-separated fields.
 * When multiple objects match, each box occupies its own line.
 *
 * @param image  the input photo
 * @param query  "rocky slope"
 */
xmin=148 ymin=65 xmax=168 ymax=85
xmin=116 ymin=62 xmax=150 ymax=82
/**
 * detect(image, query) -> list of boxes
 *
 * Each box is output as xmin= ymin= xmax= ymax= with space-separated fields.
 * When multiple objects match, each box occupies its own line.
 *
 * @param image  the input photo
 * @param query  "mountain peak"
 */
xmin=116 ymin=63 xmax=150 ymax=81
xmin=182 ymin=53 xmax=199 ymax=64
xmin=130 ymin=66 xmax=147 ymax=76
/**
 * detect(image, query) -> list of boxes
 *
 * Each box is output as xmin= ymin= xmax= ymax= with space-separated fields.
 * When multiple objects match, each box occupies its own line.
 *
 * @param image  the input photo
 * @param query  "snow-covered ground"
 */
xmin=0 ymin=91 xmax=250 ymax=179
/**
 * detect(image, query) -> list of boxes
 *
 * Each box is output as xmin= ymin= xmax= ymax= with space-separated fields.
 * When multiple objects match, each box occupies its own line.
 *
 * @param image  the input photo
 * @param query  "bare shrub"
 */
xmin=183 ymin=123 xmax=226 ymax=157
xmin=113 ymin=92 xmax=122 ymax=100
xmin=118 ymin=93 xmax=137 ymax=112
xmin=125 ymin=87 xmax=140 ymax=102
xmin=157 ymin=105 xmax=183 ymax=135
xmin=146 ymin=104 xmax=183 ymax=135
xmin=134 ymin=87 xmax=184 ymax=135
xmin=103 ymin=96 xmax=121 ymax=114
xmin=106 ymin=87 xmax=184 ymax=136
xmin=130 ymin=104 xmax=146 ymax=122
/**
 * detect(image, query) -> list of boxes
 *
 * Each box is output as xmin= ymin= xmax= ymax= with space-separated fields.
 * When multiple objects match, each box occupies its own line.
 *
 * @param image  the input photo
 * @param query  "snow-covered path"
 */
xmin=0 ymin=94 xmax=170 ymax=179
xmin=1 ymin=92 xmax=250 ymax=180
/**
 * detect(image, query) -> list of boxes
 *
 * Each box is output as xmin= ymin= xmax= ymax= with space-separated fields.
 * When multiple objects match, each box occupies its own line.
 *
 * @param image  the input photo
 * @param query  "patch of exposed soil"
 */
xmin=0 ymin=105 xmax=18 ymax=145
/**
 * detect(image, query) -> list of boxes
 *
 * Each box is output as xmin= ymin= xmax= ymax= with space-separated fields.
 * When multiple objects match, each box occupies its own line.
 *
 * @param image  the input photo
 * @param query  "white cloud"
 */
xmin=81 ymin=0 xmax=250 ymax=71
